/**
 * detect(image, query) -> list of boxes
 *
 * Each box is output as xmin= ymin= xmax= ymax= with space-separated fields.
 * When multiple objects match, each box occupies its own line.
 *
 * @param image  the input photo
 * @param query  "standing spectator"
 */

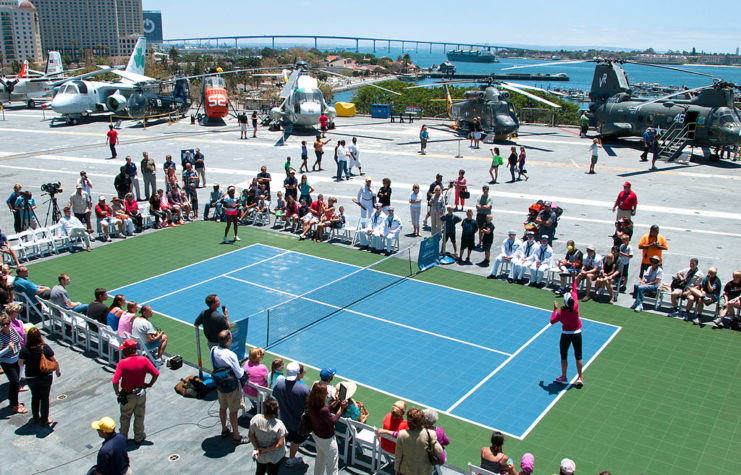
xmin=429 ymin=186 xmax=444 ymax=237
xmin=257 ymin=166 xmax=272 ymax=201
xmin=50 ymin=273 xmax=88 ymax=313
xmin=124 ymin=156 xmax=141 ymax=201
xmin=551 ymin=279 xmax=584 ymax=386
xmin=640 ymin=128 xmax=652 ymax=161
xmin=163 ymin=154 xmax=176 ymax=175
xmin=15 ymin=190 xmax=37 ymax=230
xmin=194 ymin=148 xmax=206 ymax=187
xmin=453 ymin=169 xmax=467 ymax=211
xmin=335 ymin=140 xmax=350 ymax=181
xmin=211 ymin=329 xmax=248 ymax=445
xmin=354 ymin=177 xmax=376 ymax=220
xmin=113 ymin=338 xmax=159 ymax=444
xmin=90 ymin=416 xmax=131 ymax=475
xmin=423 ymin=409 xmax=450 ymax=467
xmin=686 ymin=267 xmax=722 ymax=324
xmin=182 ymin=164 xmax=199 ymax=202
xmin=298 ymin=174 xmax=314 ymax=205
xmin=637 ymin=224 xmax=668 ymax=278
xmin=631 ymin=256 xmax=663 ymax=313
xmin=377 ymin=178 xmax=392 ymax=214
xmin=78 ymin=170 xmax=93 ymax=201
xmin=69 ymin=185 xmax=94 ymax=234
xmin=0 ymin=313 xmax=26 ymax=414
xmin=348 ymin=137 xmax=362 ymax=175
xmin=317 ymin=367 xmax=337 ymax=402
xmin=181 ymin=150 xmax=195 ymax=171
xmin=251 ymin=111 xmax=258 ymax=138
xmin=507 ymin=146 xmax=518 ymax=182
xmin=106 ymin=124 xmax=118 ymax=159
xmin=307 ymin=381 xmax=347 ymax=475
xmin=618 ymin=234 xmax=633 ymax=292
xmin=248 ymin=397 xmax=287 ymax=475
xmin=0 ymin=227 xmax=21 ymax=266
xmin=459 ymin=209 xmax=478 ymax=264
xmin=423 ymin=174 xmax=446 ymax=228
xmin=18 ymin=327 xmax=60 ymax=425
xmin=238 ymin=111 xmax=248 ymax=139
xmin=378 ymin=401 xmax=408 ymax=455
xmin=395 ymin=407 xmax=443 ymax=475
xmin=612 ymin=182 xmax=637 ymax=220
xmin=272 ymin=362 xmax=310 ymax=467
xmin=194 ymin=294 xmax=230 ymax=349
xmin=409 ymin=184 xmax=422 ymax=237
xmin=284 ymin=170 xmax=298 ymax=201
xmin=131 ymin=305 xmax=168 ymax=362
xmin=6 ymin=184 xmax=23 ymax=233
xmin=489 ymin=147 xmax=503 ymax=184
xmin=475 ymin=185 xmax=493 ymax=247
xmin=140 ymin=152 xmax=157 ymax=200
xmin=479 ymin=431 xmax=514 ymax=474
xmin=517 ymin=146 xmax=529 ymax=181
xmin=419 ymin=125 xmax=429 ymax=155
xmin=579 ymin=111 xmax=589 ymax=137
xmin=243 ymin=347 xmax=268 ymax=399
xmin=319 ymin=112 xmax=329 ymax=137
xmin=299 ymin=141 xmax=309 ymax=173
xmin=472 ymin=117 xmax=482 ymax=148
xmin=535 ymin=201 xmax=557 ymax=245
xmin=442 ymin=206 xmax=461 ymax=258
xmin=714 ymin=271 xmax=741 ymax=328
xmin=114 ymin=167 xmax=132 ymax=200
xmin=587 ymin=137 xmax=601 ymax=174
xmin=313 ymin=135 xmax=330 ymax=171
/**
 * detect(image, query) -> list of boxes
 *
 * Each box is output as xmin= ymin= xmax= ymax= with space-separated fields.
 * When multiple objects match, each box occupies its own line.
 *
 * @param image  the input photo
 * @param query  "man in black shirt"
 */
xmin=256 ymin=166 xmax=272 ymax=201
xmin=87 ymin=288 xmax=110 ymax=328
xmin=90 ymin=416 xmax=131 ymax=475
xmin=194 ymin=294 xmax=230 ymax=348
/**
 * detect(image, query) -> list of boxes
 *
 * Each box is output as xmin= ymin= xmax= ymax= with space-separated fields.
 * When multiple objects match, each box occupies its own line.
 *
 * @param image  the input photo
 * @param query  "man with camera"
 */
xmin=112 ymin=339 xmax=159 ymax=444
xmin=14 ymin=190 xmax=37 ymax=230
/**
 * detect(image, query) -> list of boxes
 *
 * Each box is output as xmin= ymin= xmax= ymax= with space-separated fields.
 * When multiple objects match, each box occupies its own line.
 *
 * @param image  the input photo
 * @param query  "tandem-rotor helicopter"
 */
xmin=408 ymin=78 xmax=562 ymax=140
xmin=506 ymin=59 xmax=741 ymax=156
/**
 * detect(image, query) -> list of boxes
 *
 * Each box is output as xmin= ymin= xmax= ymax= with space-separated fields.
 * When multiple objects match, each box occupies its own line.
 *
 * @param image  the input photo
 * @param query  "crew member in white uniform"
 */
xmin=354 ymin=177 xmax=376 ymax=220
xmin=488 ymin=230 xmax=521 ymax=279
xmin=512 ymin=232 xmax=538 ymax=283
xmin=528 ymin=235 xmax=553 ymax=286
xmin=360 ymin=202 xmax=386 ymax=249
xmin=381 ymin=206 xmax=402 ymax=254
xmin=348 ymin=137 xmax=362 ymax=176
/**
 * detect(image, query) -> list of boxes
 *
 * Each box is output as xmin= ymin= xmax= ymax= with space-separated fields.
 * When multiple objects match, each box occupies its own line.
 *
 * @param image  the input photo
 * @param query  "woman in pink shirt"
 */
xmin=550 ymin=280 xmax=584 ymax=386
xmin=117 ymin=301 xmax=138 ymax=338
xmin=242 ymin=347 xmax=268 ymax=397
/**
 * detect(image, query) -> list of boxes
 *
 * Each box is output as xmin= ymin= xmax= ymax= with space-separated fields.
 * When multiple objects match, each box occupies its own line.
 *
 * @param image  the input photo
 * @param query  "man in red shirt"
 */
xmin=106 ymin=125 xmax=119 ymax=159
xmin=95 ymin=196 xmax=124 ymax=241
xmin=319 ymin=114 xmax=329 ymax=138
xmin=112 ymin=339 xmax=159 ymax=444
xmin=612 ymin=181 xmax=637 ymax=221
xmin=299 ymin=194 xmax=326 ymax=239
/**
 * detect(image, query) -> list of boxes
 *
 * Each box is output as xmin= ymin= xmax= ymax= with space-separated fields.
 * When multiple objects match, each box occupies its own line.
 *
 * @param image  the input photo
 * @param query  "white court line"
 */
xmin=222 ymin=274 xmax=512 ymax=356
xmin=518 ymin=325 xmax=622 ymax=439
xmin=139 ymin=250 xmax=290 ymax=305
xmin=446 ymin=322 xmax=553 ymax=413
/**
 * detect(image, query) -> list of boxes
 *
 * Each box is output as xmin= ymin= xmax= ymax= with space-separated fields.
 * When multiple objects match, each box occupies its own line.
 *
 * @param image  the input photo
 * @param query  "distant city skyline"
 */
xmin=143 ymin=0 xmax=739 ymax=54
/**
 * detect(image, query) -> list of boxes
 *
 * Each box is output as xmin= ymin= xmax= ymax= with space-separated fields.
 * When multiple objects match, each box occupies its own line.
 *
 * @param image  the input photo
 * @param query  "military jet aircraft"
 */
xmin=0 ymin=52 xmax=67 ymax=108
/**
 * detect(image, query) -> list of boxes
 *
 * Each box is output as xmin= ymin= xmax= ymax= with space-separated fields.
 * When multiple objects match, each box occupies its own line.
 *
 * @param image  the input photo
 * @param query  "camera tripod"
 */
xmin=41 ymin=193 xmax=62 ymax=227
xmin=19 ymin=197 xmax=40 ymax=231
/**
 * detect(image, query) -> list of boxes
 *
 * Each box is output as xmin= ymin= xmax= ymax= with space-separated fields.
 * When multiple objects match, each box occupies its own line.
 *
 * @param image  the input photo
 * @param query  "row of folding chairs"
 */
xmin=3 ymin=225 xmax=79 ymax=263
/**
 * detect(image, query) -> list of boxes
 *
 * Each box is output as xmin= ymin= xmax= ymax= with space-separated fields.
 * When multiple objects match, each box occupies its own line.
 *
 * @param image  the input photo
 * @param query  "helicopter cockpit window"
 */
xmin=296 ymin=91 xmax=320 ymax=103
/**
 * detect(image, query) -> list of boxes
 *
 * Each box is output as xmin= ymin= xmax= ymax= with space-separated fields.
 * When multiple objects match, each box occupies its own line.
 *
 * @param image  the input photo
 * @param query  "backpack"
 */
xmin=174 ymin=375 xmax=210 ymax=399
xmin=210 ymin=349 xmax=239 ymax=393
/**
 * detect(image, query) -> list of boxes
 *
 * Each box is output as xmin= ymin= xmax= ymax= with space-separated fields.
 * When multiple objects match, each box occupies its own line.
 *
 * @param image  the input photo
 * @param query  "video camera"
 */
xmin=40 ymin=182 xmax=62 ymax=195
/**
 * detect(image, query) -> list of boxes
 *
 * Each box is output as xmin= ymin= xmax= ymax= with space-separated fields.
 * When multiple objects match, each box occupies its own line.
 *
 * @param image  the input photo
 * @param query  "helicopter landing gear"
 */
xmin=27 ymin=100 xmax=35 ymax=109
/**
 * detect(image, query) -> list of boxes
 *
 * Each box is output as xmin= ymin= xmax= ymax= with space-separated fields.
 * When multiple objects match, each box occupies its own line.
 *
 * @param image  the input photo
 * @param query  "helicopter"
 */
xmin=506 ymin=59 xmax=741 ymax=156
xmin=409 ymin=78 xmax=562 ymax=140
xmin=126 ymin=77 xmax=191 ymax=120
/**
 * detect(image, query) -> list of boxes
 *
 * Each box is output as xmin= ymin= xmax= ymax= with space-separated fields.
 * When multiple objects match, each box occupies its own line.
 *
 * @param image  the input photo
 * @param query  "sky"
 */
xmin=143 ymin=0 xmax=740 ymax=54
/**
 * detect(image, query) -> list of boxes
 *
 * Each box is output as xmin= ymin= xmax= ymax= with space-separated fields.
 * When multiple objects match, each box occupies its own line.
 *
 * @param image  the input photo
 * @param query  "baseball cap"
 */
xmin=76 ymin=184 xmax=82 ymax=189
xmin=119 ymin=339 xmax=137 ymax=350
xmin=91 ymin=416 xmax=116 ymax=432
xmin=560 ymin=458 xmax=575 ymax=475
xmin=586 ymin=245 xmax=595 ymax=252
xmin=543 ymin=201 xmax=552 ymax=207
xmin=365 ymin=177 xmax=372 ymax=182
xmin=98 ymin=195 xmax=105 ymax=201
xmin=285 ymin=362 xmax=300 ymax=381
xmin=623 ymin=181 xmax=631 ymax=187
xmin=520 ymin=453 xmax=535 ymax=474
xmin=319 ymin=367 xmax=336 ymax=381
xmin=507 ymin=230 xmax=517 ymax=235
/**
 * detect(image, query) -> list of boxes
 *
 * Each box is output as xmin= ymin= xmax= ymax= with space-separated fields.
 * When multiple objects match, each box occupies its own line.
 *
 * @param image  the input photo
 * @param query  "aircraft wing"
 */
xmin=109 ymin=70 xmax=152 ymax=84
xmin=50 ymin=67 xmax=115 ymax=87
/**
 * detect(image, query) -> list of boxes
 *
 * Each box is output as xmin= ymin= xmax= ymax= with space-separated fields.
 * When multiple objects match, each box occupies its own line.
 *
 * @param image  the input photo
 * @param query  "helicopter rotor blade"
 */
xmin=499 ymin=84 xmax=561 ymax=109
xmin=634 ymin=84 xmax=710 ymax=109
xmin=501 ymin=81 xmax=567 ymax=96
xmin=318 ymin=68 xmax=401 ymax=95
xmin=405 ymin=80 xmax=479 ymax=89
xmin=502 ymin=60 xmax=590 ymax=71
xmin=625 ymin=61 xmax=716 ymax=78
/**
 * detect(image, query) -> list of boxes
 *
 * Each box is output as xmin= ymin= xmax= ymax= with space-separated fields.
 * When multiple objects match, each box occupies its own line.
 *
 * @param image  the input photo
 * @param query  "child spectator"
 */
xmin=618 ymin=235 xmax=633 ymax=292
xmin=442 ymin=205 xmax=461 ymax=258
xmin=459 ymin=209 xmax=478 ymax=264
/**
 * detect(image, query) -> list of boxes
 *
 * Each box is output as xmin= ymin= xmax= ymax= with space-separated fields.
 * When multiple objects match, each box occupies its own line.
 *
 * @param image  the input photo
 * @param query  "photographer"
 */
xmin=112 ymin=339 xmax=159 ymax=444
xmin=14 ymin=190 xmax=37 ymax=231
xmin=77 ymin=171 xmax=93 ymax=201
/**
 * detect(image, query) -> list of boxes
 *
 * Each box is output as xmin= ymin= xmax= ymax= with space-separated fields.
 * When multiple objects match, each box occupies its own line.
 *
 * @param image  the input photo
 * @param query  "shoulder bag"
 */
xmin=39 ymin=344 xmax=58 ymax=373
xmin=425 ymin=428 xmax=442 ymax=465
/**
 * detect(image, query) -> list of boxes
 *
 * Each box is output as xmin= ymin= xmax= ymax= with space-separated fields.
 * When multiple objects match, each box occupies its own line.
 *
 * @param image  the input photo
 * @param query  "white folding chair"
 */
xmin=99 ymin=326 xmax=123 ymax=366
xmin=16 ymin=230 xmax=38 ymax=260
xmin=350 ymin=217 xmax=367 ymax=246
xmin=468 ymin=463 xmax=500 ymax=475
xmin=33 ymin=227 xmax=57 ymax=256
xmin=348 ymin=419 xmax=382 ymax=473
xmin=48 ymin=224 xmax=72 ymax=251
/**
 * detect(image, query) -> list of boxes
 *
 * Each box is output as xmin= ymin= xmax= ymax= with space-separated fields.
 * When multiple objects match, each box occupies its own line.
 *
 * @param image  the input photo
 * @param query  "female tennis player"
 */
xmin=222 ymin=185 xmax=240 ymax=243
xmin=550 ymin=279 xmax=584 ymax=387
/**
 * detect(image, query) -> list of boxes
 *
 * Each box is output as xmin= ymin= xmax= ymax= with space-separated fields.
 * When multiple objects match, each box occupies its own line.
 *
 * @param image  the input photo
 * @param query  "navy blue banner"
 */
xmin=417 ymin=233 xmax=440 ymax=272
xmin=230 ymin=318 xmax=249 ymax=361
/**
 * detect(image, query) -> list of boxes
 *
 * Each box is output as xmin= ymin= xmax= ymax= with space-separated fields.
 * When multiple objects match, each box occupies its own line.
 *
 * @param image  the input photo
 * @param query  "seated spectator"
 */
xmin=161 ymin=188 xmax=184 ymax=224
xmin=255 ymin=194 xmax=267 ymax=214
xmin=512 ymin=232 xmax=538 ymax=284
xmin=314 ymin=198 xmax=338 ymax=242
xmin=13 ymin=266 xmax=51 ymax=302
xmin=685 ymin=267 xmax=721 ymax=325
xmin=554 ymin=240 xmax=583 ymax=295
xmin=331 ymin=205 xmax=345 ymax=230
xmin=239 ymin=188 xmax=258 ymax=223
xmin=95 ymin=196 xmax=125 ymax=242
xmin=165 ymin=166 xmax=179 ymax=192
xmin=283 ymin=195 xmax=299 ymax=229
xmin=117 ymin=301 xmax=138 ymax=338
xmin=631 ymin=256 xmax=663 ymax=313
xmin=593 ymin=250 xmax=623 ymax=304
xmin=87 ymin=288 xmax=109 ymax=327
xmin=378 ymin=400 xmax=408 ymax=454
xmin=382 ymin=206 xmax=403 ymax=256
xmin=106 ymin=294 xmax=125 ymax=331
xmin=49 ymin=273 xmax=88 ymax=314
xmin=575 ymin=245 xmax=602 ymax=301
xmin=424 ymin=409 xmax=450 ymax=466
xmin=203 ymin=184 xmax=224 ymax=221
xmin=268 ymin=358 xmax=285 ymax=389
xmin=517 ymin=453 xmax=535 ymax=475
xmin=110 ymin=197 xmax=135 ymax=236
xmin=480 ymin=431 xmax=513 ymax=474
xmin=299 ymin=194 xmax=326 ymax=240
xmin=59 ymin=206 xmax=91 ymax=253
xmin=667 ymin=258 xmax=704 ymax=318
xmin=168 ymin=184 xmax=191 ymax=221
xmin=131 ymin=305 xmax=168 ymax=362
xmin=124 ymin=193 xmax=143 ymax=233
xmin=527 ymin=234 xmax=552 ymax=287
xmin=488 ymin=230 xmax=521 ymax=280
xmin=360 ymin=203 xmax=386 ymax=251
xmin=297 ymin=199 xmax=310 ymax=226
xmin=243 ymin=347 xmax=268 ymax=399
xmin=535 ymin=201 xmax=557 ymax=244
xmin=0 ymin=227 xmax=21 ymax=266
xmin=187 ymin=184 xmax=199 ymax=219
xmin=149 ymin=191 xmax=171 ymax=229
xmin=0 ymin=270 xmax=13 ymax=308
xmin=714 ymin=271 xmax=741 ymax=329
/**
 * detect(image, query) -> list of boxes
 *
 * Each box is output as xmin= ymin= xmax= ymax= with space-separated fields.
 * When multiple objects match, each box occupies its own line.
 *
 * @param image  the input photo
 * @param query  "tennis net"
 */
xmin=263 ymin=247 xmax=414 ymax=348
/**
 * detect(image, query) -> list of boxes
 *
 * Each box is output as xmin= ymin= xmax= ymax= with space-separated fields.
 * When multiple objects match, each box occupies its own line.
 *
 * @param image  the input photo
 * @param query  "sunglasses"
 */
xmin=0 ymin=323 xmax=10 ymax=327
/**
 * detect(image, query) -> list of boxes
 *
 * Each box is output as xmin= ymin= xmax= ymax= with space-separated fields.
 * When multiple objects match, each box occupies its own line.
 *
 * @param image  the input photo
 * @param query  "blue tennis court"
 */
xmin=113 ymin=244 xmax=620 ymax=439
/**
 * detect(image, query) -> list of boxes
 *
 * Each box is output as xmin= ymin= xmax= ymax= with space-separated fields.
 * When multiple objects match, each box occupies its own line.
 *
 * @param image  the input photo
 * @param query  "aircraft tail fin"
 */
xmin=18 ymin=61 xmax=28 ymax=78
xmin=125 ymin=37 xmax=146 ymax=75
xmin=45 ymin=52 xmax=63 ymax=76
xmin=589 ymin=62 xmax=631 ymax=102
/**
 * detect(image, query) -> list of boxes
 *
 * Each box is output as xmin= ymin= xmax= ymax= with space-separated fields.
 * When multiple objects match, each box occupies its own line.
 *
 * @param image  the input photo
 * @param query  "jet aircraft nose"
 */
xmin=51 ymin=94 xmax=77 ymax=114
